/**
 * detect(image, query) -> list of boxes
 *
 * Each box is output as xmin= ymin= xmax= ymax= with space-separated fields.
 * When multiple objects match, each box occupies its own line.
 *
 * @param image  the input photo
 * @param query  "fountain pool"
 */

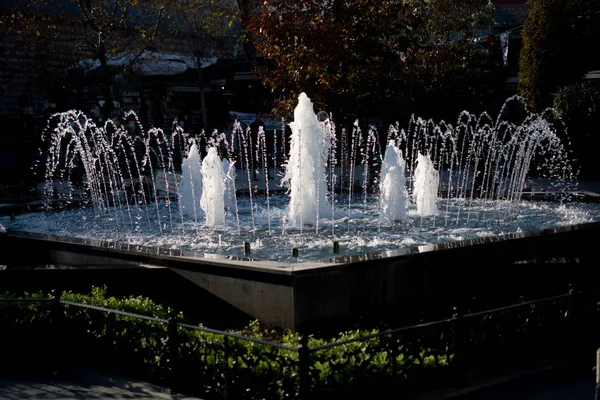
xmin=3 ymin=193 xmax=600 ymax=263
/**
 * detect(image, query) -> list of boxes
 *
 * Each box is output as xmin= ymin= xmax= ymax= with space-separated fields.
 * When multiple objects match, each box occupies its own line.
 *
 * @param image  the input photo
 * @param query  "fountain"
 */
xmin=2 ymin=92 xmax=600 ymax=330
xmin=5 ymin=92 xmax=596 ymax=262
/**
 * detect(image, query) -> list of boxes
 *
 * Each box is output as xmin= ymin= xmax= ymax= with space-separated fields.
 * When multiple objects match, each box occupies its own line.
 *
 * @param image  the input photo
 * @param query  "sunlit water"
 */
xmin=6 ymin=92 xmax=599 ymax=263
xmin=3 ymin=194 xmax=599 ymax=263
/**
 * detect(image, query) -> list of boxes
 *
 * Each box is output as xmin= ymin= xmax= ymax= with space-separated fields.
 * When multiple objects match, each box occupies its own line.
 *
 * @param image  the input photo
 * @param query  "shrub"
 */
xmin=553 ymin=82 xmax=600 ymax=178
xmin=0 ymin=286 xmax=581 ymax=399
xmin=519 ymin=0 xmax=589 ymax=111
xmin=553 ymin=82 xmax=600 ymax=121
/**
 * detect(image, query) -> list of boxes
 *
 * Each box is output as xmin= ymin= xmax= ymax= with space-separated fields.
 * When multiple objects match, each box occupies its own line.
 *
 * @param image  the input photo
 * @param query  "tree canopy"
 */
xmin=1 ymin=0 xmax=238 ymax=121
xmin=166 ymin=0 xmax=237 ymax=128
xmin=239 ymin=0 xmax=498 ymax=122
xmin=519 ymin=0 xmax=600 ymax=111
xmin=6 ymin=0 xmax=178 ymax=71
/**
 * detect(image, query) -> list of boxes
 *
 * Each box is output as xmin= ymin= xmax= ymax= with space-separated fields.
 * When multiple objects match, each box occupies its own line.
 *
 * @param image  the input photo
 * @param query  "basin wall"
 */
xmin=2 ymin=222 xmax=599 ymax=332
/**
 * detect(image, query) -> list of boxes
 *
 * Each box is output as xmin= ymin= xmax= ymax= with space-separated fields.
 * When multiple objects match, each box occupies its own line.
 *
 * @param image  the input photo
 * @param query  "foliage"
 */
xmin=5 ymin=0 xmax=174 ymax=68
xmin=553 ymin=82 xmax=600 ymax=178
xmin=163 ymin=0 xmax=238 ymax=129
xmin=0 ymin=0 xmax=176 ymax=117
xmin=0 ymin=286 xmax=453 ymax=397
xmin=519 ymin=0 xmax=600 ymax=111
xmin=166 ymin=0 xmax=236 ymax=48
xmin=238 ymin=0 xmax=499 ymax=122
xmin=0 ymin=0 xmax=240 ymax=123
xmin=0 ymin=286 xmax=581 ymax=399
xmin=0 ymin=4 xmax=58 ymax=101
xmin=553 ymin=81 xmax=600 ymax=121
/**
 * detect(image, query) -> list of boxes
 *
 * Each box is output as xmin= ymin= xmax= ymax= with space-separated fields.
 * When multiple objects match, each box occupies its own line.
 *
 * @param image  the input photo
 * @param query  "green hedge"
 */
xmin=518 ymin=0 xmax=590 ymax=111
xmin=0 ymin=286 xmax=580 ymax=399
xmin=552 ymin=81 xmax=600 ymax=178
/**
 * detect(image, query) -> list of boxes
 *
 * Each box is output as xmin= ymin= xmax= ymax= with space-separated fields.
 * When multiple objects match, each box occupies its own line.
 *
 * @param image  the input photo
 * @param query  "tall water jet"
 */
xmin=223 ymin=159 xmax=237 ymax=211
xmin=283 ymin=93 xmax=331 ymax=227
xmin=200 ymin=147 xmax=226 ymax=226
xmin=380 ymin=141 xmax=408 ymax=223
xmin=413 ymin=152 xmax=439 ymax=216
xmin=179 ymin=143 xmax=203 ymax=219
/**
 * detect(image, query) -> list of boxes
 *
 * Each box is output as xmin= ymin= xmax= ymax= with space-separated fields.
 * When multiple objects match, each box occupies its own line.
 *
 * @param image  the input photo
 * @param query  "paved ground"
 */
xmin=434 ymin=362 xmax=596 ymax=400
xmin=453 ymin=366 xmax=595 ymax=400
xmin=0 ymin=362 xmax=595 ymax=400
xmin=0 ymin=368 xmax=201 ymax=400
xmin=411 ymin=360 xmax=596 ymax=400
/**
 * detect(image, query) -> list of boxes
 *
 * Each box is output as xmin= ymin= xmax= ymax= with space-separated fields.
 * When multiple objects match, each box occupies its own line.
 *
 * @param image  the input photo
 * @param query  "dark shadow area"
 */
xmin=452 ymin=361 xmax=595 ymax=400
xmin=0 ymin=267 xmax=253 ymax=331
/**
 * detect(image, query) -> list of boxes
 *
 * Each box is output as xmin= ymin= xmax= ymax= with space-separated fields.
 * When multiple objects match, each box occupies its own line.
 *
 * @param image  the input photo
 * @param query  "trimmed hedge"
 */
xmin=0 ymin=286 xmax=585 ymax=399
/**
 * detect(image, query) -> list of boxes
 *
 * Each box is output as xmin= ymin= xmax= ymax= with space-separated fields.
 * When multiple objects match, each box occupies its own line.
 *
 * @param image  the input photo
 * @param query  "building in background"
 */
xmin=0 ymin=0 xmax=261 ymax=184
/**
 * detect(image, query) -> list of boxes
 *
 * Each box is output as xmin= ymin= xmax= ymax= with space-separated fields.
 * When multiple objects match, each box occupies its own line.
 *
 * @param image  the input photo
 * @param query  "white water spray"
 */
xmin=28 ymin=95 xmax=591 ymax=262
xmin=179 ymin=143 xmax=203 ymax=219
xmin=413 ymin=152 xmax=439 ymax=216
xmin=283 ymin=93 xmax=331 ymax=227
xmin=200 ymin=147 xmax=226 ymax=226
xmin=380 ymin=141 xmax=408 ymax=223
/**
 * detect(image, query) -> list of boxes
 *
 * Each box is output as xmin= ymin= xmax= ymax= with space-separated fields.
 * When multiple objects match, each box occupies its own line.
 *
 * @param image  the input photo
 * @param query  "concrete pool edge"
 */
xmin=2 ymin=221 xmax=599 ymax=330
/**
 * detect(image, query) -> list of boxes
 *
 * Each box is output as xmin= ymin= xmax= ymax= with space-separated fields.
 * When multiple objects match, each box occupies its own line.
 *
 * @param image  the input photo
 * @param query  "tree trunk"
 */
xmin=196 ymin=54 xmax=207 ymax=130
xmin=98 ymin=42 xmax=113 ymax=120
xmin=235 ymin=0 xmax=258 ymax=68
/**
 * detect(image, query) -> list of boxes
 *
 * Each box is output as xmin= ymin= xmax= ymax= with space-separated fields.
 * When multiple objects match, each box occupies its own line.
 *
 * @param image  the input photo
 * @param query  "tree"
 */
xmin=5 ymin=0 xmax=173 ymax=116
xmin=519 ymin=0 xmax=600 ymax=111
xmin=0 ymin=3 xmax=62 ymax=107
xmin=166 ymin=0 xmax=237 ymax=130
xmin=553 ymin=81 xmax=600 ymax=179
xmin=238 ymin=0 xmax=496 ymax=123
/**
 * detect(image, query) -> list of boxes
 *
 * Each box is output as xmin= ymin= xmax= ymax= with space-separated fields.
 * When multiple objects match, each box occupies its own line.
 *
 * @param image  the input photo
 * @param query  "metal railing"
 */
xmin=1 ymin=288 xmax=597 ymax=399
